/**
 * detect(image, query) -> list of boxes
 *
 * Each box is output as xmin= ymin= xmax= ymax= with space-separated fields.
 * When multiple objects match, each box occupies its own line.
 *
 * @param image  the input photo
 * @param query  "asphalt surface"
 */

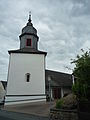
xmin=0 ymin=116 xmax=13 ymax=120
xmin=4 ymin=101 xmax=55 ymax=117
xmin=0 ymin=110 xmax=49 ymax=120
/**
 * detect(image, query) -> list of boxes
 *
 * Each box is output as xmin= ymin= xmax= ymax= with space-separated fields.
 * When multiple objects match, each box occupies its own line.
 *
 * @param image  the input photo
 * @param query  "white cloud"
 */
xmin=0 ymin=0 xmax=90 ymax=80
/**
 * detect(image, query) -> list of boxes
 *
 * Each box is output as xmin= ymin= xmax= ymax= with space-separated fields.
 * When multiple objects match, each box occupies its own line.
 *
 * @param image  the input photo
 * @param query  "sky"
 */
xmin=0 ymin=0 xmax=90 ymax=81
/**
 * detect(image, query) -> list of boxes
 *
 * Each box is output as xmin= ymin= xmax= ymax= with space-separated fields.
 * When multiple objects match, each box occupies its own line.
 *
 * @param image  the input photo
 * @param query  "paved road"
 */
xmin=0 ymin=110 xmax=49 ymax=120
xmin=4 ymin=101 xmax=55 ymax=117
xmin=0 ymin=116 xmax=13 ymax=120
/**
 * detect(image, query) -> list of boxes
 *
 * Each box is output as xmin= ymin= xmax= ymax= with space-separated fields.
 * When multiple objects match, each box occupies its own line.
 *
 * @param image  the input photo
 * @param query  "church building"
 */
xmin=5 ymin=14 xmax=73 ymax=106
xmin=5 ymin=14 xmax=47 ymax=105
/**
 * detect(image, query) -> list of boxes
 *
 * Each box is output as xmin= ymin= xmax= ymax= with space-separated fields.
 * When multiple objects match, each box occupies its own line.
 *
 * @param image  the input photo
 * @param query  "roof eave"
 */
xmin=8 ymin=50 xmax=47 ymax=56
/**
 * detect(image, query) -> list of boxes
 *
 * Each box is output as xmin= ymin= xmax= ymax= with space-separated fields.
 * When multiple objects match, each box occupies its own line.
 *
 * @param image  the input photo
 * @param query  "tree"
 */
xmin=72 ymin=49 xmax=90 ymax=101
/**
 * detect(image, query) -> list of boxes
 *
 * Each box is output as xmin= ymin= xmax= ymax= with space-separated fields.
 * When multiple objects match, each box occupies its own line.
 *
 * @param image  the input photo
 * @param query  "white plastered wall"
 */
xmin=5 ymin=53 xmax=46 ymax=105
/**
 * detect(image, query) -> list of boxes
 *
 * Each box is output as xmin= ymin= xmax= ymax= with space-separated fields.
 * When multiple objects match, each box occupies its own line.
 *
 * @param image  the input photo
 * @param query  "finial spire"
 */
xmin=28 ymin=11 xmax=31 ymax=22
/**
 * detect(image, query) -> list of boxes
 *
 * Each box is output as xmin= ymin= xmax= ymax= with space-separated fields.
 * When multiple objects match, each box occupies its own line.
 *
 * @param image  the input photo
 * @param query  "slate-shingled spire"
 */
xmin=19 ymin=13 xmax=39 ymax=50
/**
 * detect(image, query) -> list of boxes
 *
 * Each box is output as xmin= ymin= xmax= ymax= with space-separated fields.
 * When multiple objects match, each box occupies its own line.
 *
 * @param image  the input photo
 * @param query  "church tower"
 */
xmin=5 ymin=13 xmax=47 ymax=105
xmin=19 ymin=13 xmax=39 ymax=50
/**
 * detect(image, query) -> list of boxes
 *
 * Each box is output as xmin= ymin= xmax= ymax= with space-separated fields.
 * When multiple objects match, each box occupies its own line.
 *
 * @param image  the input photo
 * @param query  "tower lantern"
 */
xmin=19 ymin=13 xmax=39 ymax=50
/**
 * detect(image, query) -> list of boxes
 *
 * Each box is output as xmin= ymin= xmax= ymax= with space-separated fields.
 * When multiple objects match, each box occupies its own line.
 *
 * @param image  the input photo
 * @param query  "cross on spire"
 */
xmin=28 ymin=11 xmax=31 ymax=22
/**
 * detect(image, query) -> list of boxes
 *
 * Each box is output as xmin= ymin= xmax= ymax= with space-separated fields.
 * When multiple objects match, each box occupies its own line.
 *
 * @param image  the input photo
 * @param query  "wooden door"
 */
xmin=53 ymin=87 xmax=61 ymax=99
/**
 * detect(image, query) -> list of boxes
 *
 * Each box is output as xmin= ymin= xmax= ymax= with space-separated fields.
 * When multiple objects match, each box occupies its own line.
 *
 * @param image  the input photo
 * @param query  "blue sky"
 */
xmin=0 ymin=0 xmax=90 ymax=80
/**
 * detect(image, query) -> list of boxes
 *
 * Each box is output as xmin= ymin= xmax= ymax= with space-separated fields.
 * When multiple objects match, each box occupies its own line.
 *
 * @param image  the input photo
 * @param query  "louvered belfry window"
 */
xmin=26 ymin=39 xmax=32 ymax=46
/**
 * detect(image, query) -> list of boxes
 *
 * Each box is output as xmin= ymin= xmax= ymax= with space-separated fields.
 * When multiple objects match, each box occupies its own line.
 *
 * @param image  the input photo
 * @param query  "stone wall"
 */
xmin=50 ymin=108 xmax=78 ymax=120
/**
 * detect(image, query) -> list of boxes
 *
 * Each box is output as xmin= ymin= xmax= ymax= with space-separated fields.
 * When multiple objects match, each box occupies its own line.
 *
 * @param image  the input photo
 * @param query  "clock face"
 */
xmin=26 ymin=39 xmax=32 ymax=46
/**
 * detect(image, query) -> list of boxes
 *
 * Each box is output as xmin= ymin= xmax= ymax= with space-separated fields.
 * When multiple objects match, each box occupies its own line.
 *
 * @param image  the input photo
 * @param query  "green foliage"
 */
xmin=72 ymin=81 xmax=88 ymax=101
xmin=72 ymin=49 xmax=90 ymax=101
xmin=56 ymin=98 xmax=64 ymax=109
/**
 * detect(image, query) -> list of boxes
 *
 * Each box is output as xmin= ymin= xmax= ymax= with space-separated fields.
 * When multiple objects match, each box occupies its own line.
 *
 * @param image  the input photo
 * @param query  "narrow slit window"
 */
xmin=26 ymin=73 xmax=30 ymax=82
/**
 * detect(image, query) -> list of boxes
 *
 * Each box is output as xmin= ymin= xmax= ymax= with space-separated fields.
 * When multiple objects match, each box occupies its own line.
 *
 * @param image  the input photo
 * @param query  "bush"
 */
xmin=72 ymin=81 xmax=88 ymax=101
xmin=71 ymin=49 xmax=90 ymax=101
xmin=56 ymin=94 xmax=77 ymax=109
xmin=56 ymin=98 xmax=64 ymax=109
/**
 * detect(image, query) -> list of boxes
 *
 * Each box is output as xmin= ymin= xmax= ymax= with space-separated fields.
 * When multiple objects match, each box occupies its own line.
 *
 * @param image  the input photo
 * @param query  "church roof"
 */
xmin=8 ymin=48 xmax=47 ymax=55
xmin=45 ymin=69 xmax=72 ymax=87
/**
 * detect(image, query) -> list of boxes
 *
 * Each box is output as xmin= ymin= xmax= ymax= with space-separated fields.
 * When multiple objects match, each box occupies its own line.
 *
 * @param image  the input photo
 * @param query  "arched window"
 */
xmin=26 ymin=73 xmax=30 ymax=82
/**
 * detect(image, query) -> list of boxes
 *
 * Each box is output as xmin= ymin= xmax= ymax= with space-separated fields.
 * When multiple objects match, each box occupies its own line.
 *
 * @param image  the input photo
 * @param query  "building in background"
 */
xmin=45 ymin=70 xmax=72 ymax=101
xmin=0 ymin=81 xmax=6 ymax=105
